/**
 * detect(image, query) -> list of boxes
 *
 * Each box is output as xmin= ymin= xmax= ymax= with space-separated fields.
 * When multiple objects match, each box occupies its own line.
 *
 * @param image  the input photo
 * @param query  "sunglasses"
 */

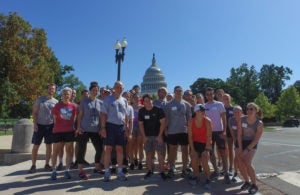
xmin=247 ymin=107 xmax=255 ymax=111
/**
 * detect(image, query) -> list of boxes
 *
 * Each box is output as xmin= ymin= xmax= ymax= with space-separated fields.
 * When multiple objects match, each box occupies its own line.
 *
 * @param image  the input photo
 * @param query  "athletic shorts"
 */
xmin=132 ymin=126 xmax=141 ymax=137
xmin=31 ymin=124 xmax=53 ymax=145
xmin=52 ymin=131 xmax=75 ymax=143
xmin=103 ymin=122 xmax=125 ymax=147
xmin=226 ymin=127 xmax=232 ymax=138
xmin=193 ymin=142 xmax=206 ymax=157
xmin=168 ymin=133 xmax=188 ymax=146
xmin=242 ymin=140 xmax=257 ymax=150
xmin=212 ymin=131 xmax=226 ymax=150
xmin=144 ymin=136 xmax=163 ymax=152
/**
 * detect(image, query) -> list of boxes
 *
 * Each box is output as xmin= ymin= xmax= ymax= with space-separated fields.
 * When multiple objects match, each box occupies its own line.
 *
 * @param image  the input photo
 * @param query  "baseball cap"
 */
xmin=194 ymin=104 xmax=206 ymax=112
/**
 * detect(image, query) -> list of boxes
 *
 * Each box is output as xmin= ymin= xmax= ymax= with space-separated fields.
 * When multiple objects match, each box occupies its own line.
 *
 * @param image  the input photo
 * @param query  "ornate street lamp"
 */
xmin=115 ymin=38 xmax=127 ymax=81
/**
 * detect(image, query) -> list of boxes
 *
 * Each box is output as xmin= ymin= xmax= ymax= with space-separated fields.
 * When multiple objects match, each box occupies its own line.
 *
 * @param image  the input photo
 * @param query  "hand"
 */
xmin=100 ymin=128 xmax=106 ymax=138
xmin=76 ymin=128 xmax=83 ymax=135
xmin=156 ymin=136 xmax=163 ymax=144
xmin=34 ymin=123 xmax=38 ymax=132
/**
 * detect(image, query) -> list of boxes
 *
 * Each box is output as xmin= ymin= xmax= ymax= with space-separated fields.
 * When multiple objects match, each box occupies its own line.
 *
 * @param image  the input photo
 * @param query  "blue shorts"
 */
xmin=31 ymin=124 xmax=53 ymax=145
xmin=103 ymin=122 xmax=125 ymax=147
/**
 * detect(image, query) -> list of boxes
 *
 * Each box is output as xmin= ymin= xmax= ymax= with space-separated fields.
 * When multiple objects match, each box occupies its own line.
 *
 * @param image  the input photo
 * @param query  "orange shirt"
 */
xmin=192 ymin=117 xmax=207 ymax=143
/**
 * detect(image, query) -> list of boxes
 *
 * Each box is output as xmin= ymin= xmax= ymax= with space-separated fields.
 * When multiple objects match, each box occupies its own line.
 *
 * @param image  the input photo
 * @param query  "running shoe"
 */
xmin=160 ymin=171 xmax=168 ymax=181
xmin=138 ymin=163 xmax=143 ymax=170
xmin=181 ymin=168 xmax=192 ymax=178
xmin=167 ymin=170 xmax=175 ymax=178
xmin=51 ymin=171 xmax=57 ymax=180
xmin=204 ymin=180 xmax=211 ymax=190
xmin=188 ymin=176 xmax=198 ymax=186
xmin=117 ymin=171 xmax=128 ymax=181
xmin=224 ymin=173 xmax=231 ymax=184
xmin=44 ymin=164 xmax=52 ymax=171
xmin=144 ymin=170 xmax=153 ymax=179
xmin=79 ymin=171 xmax=88 ymax=180
xmin=28 ymin=165 xmax=36 ymax=173
xmin=103 ymin=171 xmax=111 ymax=182
xmin=210 ymin=170 xmax=219 ymax=180
xmin=129 ymin=163 xmax=135 ymax=170
xmin=240 ymin=181 xmax=251 ymax=190
xmin=57 ymin=162 xmax=63 ymax=171
xmin=248 ymin=184 xmax=258 ymax=194
xmin=64 ymin=170 xmax=71 ymax=179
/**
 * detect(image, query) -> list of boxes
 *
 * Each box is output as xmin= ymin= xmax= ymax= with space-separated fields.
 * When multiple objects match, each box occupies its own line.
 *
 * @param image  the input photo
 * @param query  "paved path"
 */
xmin=0 ymin=135 xmax=284 ymax=194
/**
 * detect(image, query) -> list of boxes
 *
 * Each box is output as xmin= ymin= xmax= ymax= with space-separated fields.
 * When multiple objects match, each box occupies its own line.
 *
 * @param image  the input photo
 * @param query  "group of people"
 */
xmin=28 ymin=81 xmax=263 ymax=194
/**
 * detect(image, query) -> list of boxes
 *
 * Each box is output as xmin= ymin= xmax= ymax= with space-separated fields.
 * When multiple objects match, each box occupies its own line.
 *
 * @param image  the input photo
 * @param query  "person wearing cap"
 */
xmin=188 ymin=104 xmax=212 ymax=189
xmin=204 ymin=87 xmax=231 ymax=184
xmin=165 ymin=85 xmax=192 ymax=178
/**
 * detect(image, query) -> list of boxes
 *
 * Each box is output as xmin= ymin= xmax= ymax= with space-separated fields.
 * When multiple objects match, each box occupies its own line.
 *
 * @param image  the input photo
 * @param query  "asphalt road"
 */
xmin=254 ymin=126 xmax=300 ymax=174
xmin=253 ymin=126 xmax=300 ymax=194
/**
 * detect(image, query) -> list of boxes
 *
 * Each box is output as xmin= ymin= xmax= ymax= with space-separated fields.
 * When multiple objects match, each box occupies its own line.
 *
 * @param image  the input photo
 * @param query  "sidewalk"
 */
xmin=0 ymin=135 xmax=284 ymax=195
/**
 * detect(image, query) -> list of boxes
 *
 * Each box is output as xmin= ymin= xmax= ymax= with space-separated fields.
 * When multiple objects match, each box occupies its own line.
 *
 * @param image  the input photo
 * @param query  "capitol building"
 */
xmin=141 ymin=54 xmax=167 ymax=94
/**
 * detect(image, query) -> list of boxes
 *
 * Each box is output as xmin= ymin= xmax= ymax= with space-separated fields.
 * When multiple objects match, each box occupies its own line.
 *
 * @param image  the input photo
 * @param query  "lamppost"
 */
xmin=114 ymin=38 xmax=127 ymax=81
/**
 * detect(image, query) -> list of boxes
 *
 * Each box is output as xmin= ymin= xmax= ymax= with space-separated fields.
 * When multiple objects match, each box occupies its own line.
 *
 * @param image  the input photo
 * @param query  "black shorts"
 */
xmin=31 ymin=124 xmax=53 ymax=145
xmin=242 ymin=140 xmax=257 ymax=150
xmin=193 ymin=142 xmax=206 ymax=157
xmin=52 ymin=131 xmax=75 ymax=143
xmin=212 ymin=131 xmax=226 ymax=149
xmin=103 ymin=122 xmax=126 ymax=147
xmin=226 ymin=127 xmax=232 ymax=138
xmin=168 ymin=133 xmax=188 ymax=146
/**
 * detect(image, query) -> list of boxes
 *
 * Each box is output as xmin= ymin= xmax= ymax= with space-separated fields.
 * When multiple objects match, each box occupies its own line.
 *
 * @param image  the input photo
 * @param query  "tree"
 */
xmin=226 ymin=63 xmax=260 ymax=109
xmin=276 ymin=86 xmax=300 ymax=120
xmin=294 ymin=80 xmax=300 ymax=94
xmin=0 ymin=13 xmax=85 ymax=118
xmin=259 ymin=64 xmax=292 ymax=103
xmin=254 ymin=92 xmax=276 ymax=119
xmin=190 ymin=77 xmax=226 ymax=95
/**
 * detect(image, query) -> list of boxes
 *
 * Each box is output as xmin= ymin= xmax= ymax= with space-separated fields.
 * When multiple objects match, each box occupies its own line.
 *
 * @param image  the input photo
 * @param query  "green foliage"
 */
xmin=276 ymin=86 xmax=300 ymax=120
xmin=259 ymin=64 xmax=292 ymax=103
xmin=226 ymin=63 xmax=260 ymax=109
xmin=0 ymin=13 xmax=86 ymax=117
xmin=294 ymin=80 xmax=300 ymax=93
xmin=254 ymin=92 xmax=276 ymax=119
xmin=190 ymin=78 xmax=226 ymax=95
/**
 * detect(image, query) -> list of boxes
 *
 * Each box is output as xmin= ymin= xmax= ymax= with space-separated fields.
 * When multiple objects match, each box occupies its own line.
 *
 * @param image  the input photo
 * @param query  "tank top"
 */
xmin=192 ymin=117 xmax=207 ymax=143
xmin=241 ymin=116 xmax=261 ymax=141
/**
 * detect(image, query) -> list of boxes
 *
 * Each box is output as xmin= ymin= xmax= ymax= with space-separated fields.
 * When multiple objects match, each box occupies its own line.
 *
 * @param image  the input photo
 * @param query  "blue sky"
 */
xmin=1 ymin=0 xmax=300 ymax=92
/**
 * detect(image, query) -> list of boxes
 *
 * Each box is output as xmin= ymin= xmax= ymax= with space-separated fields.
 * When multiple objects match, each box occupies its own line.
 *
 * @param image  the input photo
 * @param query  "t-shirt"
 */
xmin=34 ymin=96 xmax=58 ymax=125
xmin=52 ymin=102 xmax=77 ymax=133
xmin=102 ymin=95 xmax=129 ymax=125
xmin=138 ymin=106 xmax=165 ymax=136
xmin=79 ymin=98 xmax=102 ymax=133
xmin=165 ymin=99 xmax=192 ymax=134
xmin=205 ymin=101 xmax=226 ymax=132
xmin=153 ymin=99 xmax=167 ymax=114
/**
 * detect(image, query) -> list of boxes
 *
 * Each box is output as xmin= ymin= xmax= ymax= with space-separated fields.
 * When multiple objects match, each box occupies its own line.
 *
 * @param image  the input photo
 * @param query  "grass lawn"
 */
xmin=264 ymin=126 xmax=277 ymax=131
xmin=0 ymin=130 xmax=13 ymax=136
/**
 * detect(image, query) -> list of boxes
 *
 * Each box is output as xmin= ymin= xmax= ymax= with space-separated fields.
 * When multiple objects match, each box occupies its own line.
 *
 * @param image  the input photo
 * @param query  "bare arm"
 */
xmin=205 ymin=118 xmax=212 ymax=150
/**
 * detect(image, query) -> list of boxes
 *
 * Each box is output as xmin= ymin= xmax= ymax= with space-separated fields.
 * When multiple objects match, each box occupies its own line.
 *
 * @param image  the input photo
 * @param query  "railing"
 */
xmin=0 ymin=118 xmax=18 ymax=135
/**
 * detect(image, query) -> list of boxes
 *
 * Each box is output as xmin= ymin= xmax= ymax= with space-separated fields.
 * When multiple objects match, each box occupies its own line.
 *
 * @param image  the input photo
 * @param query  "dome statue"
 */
xmin=141 ymin=54 xmax=167 ymax=94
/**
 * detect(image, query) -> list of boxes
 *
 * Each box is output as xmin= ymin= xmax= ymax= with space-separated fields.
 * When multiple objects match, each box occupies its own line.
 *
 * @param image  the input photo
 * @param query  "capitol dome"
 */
xmin=141 ymin=54 xmax=167 ymax=94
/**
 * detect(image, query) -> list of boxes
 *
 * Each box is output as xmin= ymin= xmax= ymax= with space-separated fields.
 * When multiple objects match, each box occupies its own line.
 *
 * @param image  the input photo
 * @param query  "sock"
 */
xmin=118 ymin=167 xmax=123 ymax=174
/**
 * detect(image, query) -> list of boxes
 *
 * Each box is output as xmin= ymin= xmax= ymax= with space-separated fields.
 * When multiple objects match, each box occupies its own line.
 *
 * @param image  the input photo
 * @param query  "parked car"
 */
xmin=282 ymin=119 xmax=299 ymax=127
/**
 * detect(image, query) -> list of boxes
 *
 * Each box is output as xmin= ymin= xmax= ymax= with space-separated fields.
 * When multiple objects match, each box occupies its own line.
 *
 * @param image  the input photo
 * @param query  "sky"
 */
xmin=1 ymin=0 xmax=300 ymax=92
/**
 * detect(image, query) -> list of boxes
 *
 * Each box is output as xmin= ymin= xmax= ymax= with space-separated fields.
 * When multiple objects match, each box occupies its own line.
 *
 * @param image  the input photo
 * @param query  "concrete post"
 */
xmin=11 ymin=118 xmax=34 ymax=153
